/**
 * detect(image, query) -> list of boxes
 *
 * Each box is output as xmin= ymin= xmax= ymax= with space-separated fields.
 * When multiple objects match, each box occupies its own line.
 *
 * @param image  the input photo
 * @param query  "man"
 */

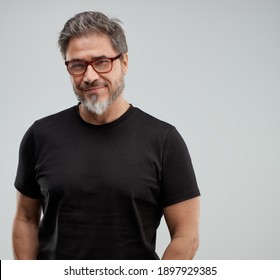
xmin=12 ymin=11 xmax=200 ymax=260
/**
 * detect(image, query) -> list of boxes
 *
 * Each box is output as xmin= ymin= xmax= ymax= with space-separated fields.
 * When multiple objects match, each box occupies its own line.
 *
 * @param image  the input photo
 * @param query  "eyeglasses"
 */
xmin=65 ymin=53 xmax=123 ymax=76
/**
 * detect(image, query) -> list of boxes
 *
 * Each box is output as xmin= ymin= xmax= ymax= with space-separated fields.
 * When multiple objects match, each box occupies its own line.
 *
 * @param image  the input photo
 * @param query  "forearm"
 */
xmin=162 ymin=235 xmax=199 ymax=260
xmin=12 ymin=219 xmax=39 ymax=260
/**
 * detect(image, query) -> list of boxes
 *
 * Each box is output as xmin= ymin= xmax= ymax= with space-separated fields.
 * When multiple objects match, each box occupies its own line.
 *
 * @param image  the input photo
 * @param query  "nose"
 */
xmin=83 ymin=65 xmax=100 ymax=83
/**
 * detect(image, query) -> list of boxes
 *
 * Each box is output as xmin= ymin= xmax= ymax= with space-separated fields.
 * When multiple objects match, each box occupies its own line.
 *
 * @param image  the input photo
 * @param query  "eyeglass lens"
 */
xmin=68 ymin=58 xmax=112 ymax=75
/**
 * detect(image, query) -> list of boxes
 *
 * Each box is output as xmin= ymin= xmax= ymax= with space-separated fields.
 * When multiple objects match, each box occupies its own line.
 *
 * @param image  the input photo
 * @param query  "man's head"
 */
xmin=58 ymin=12 xmax=128 ymax=116
xmin=58 ymin=11 xmax=128 ymax=60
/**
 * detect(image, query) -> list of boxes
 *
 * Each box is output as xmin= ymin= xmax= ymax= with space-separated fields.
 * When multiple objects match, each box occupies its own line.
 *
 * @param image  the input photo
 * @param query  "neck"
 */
xmin=79 ymin=96 xmax=130 ymax=125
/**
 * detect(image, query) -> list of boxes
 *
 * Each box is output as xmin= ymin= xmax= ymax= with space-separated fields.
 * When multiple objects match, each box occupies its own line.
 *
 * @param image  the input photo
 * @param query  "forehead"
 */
xmin=66 ymin=33 xmax=116 ymax=61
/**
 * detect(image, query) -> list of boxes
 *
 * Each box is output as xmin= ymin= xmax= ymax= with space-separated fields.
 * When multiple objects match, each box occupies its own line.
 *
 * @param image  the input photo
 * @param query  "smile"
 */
xmin=83 ymin=85 xmax=106 ymax=92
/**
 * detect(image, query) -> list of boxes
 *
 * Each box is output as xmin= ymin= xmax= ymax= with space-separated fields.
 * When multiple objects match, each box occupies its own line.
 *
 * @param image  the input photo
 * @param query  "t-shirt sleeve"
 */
xmin=14 ymin=124 xmax=41 ymax=198
xmin=160 ymin=127 xmax=200 ymax=207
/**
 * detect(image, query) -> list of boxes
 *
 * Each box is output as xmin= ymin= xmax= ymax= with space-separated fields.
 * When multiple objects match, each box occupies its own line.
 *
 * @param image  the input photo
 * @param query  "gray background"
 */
xmin=1 ymin=0 xmax=279 ymax=260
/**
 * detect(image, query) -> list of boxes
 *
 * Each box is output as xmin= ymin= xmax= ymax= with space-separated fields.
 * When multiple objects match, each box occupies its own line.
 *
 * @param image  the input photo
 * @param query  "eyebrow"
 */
xmin=67 ymin=55 xmax=108 ymax=62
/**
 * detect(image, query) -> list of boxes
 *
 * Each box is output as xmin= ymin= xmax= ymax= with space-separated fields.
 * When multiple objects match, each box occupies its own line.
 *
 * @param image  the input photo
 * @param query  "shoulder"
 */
xmin=130 ymin=107 xmax=185 ymax=146
xmin=24 ymin=105 xmax=78 ymax=142
xmin=35 ymin=106 xmax=75 ymax=124
xmin=30 ymin=106 xmax=77 ymax=136
xmin=132 ymin=107 xmax=174 ymax=132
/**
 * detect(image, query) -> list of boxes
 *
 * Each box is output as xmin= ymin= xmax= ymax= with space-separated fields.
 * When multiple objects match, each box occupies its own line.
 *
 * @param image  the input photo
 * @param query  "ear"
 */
xmin=121 ymin=53 xmax=128 ymax=75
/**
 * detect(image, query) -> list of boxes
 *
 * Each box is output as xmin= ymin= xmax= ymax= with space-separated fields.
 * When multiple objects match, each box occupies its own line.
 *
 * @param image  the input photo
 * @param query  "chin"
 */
xmin=83 ymin=98 xmax=111 ymax=116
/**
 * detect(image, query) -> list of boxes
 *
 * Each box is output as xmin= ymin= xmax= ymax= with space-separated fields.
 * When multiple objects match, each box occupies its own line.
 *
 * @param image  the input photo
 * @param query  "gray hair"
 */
xmin=58 ymin=11 xmax=128 ymax=60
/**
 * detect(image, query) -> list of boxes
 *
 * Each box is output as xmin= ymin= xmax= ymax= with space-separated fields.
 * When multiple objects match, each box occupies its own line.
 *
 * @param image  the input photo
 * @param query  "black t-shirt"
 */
xmin=15 ymin=104 xmax=200 ymax=259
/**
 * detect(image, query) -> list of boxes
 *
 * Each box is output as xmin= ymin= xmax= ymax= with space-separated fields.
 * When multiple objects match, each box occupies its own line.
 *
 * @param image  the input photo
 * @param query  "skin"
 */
xmin=12 ymin=192 xmax=41 ymax=259
xmin=66 ymin=33 xmax=130 ymax=125
xmin=162 ymin=197 xmax=200 ymax=259
xmin=12 ymin=33 xmax=200 ymax=259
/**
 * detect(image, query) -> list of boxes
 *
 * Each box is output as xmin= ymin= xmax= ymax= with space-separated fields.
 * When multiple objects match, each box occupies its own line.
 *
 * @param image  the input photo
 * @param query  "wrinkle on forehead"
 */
xmin=66 ymin=33 xmax=116 ymax=61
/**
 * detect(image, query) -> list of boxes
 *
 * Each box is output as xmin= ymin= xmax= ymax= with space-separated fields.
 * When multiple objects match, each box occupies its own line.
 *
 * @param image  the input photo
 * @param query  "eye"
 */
xmin=70 ymin=62 xmax=86 ymax=70
xmin=94 ymin=59 xmax=110 ymax=68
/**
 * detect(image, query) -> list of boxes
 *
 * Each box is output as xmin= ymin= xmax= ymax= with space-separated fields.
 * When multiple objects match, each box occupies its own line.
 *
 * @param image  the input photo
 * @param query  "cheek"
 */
xmin=71 ymin=77 xmax=82 ymax=89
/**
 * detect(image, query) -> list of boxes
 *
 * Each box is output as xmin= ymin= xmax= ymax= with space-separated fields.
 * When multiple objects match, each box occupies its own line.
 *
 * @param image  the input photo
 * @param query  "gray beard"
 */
xmin=75 ymin=77 xmax=125 ymax=116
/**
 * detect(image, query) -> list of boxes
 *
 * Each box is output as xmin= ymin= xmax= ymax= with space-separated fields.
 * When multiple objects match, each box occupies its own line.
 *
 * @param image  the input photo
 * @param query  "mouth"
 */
xmin=83 ymin=85 xmax=106 ymax=92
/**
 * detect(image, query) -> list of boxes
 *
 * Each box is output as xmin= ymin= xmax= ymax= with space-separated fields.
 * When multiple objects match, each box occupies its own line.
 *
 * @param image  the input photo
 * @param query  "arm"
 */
xmin=161 ymin=196 xmax=200 ymax=260
xmin=12 ymin=191 xmax=41 ymax=260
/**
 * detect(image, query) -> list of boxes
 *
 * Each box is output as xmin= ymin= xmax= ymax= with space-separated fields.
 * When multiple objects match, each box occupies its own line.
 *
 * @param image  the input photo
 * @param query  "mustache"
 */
xmin=81 ymin=81 xmax=108 ymax=90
